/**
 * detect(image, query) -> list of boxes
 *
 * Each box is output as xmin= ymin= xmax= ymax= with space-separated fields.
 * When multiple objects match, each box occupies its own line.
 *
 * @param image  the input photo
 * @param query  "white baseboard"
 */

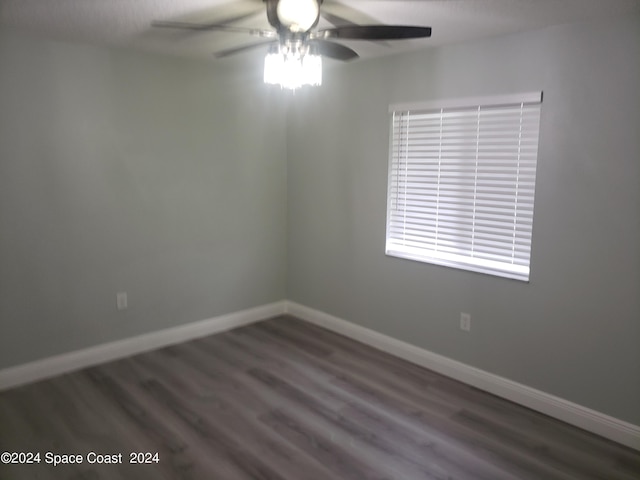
xmin=285 ymin=301 xmax=640 ymax=451
xmin=0 ymin=301 xmax=287 ymax=392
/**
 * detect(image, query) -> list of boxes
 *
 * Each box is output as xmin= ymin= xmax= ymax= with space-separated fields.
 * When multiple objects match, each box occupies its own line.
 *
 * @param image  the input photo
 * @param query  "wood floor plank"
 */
xmin=0 ymin=315 xmax=638 ymax=480
xmin=82 ymin=366 xmax=219 ymax=480
xmin=259 ymin=409 xmax=395 ymax=480
xmin=451 ymin=409 xmax=638 ymax=480
xmin=126 ymin=353 xmax=338 ymax=480
xmin=248 ymin=366 xmax=537 ymax=480
xmin=228 ymin=325 xmax=521 ymax=479
xmin=327 ymin=360 xmax=582 ymax=480
xmin=0 ymin=389 xmax=59 ymax=480
xmin=425 ymin=376 xmax=639 ymax=465
xmin=242 ymin=326 xmax=579 ymax=480
xmin=144 ymin=377 xmax=291 ymax=480
xmin=337 ymin=402 xmax=518 ymax=480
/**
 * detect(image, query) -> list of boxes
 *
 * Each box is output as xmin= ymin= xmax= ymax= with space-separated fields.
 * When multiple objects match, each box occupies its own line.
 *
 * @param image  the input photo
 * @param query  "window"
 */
xmin=386 ymin=92 xmax=542 ymax=281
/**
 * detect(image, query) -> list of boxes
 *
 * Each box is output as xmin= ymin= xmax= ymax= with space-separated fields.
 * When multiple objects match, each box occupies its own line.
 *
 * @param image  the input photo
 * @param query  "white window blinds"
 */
xmin=386 ymin=92 xmax=542 ymax=281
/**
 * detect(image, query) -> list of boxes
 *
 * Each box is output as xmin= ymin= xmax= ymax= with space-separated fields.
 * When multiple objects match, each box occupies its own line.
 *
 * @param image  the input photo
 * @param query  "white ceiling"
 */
xmin=1 ymin=0 xmax=639 ymax=62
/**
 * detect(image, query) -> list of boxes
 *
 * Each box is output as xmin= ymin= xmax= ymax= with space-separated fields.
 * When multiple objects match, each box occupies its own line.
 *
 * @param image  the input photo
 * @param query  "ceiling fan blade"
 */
xmin=320 ymin=10 xmax=392 ymax=48
xmin=321 ymin=11 xmax=358 ymax=28
xmin=312 ymin=40 xmax=359 ymax=61
xmin=265 ymin=0 xmax=281 ymax=30
xmin=214 ymin=40 xmax=277 ymax=58
xmin=152 ymin=20 xmax=274 ymax=37
xmin=320 ymin=1 xmax=382 ymax=27
xmin=319 ymin=25 xmax=432 ymax=40
xmin=204 ymin=10 xmax=262 ymax=26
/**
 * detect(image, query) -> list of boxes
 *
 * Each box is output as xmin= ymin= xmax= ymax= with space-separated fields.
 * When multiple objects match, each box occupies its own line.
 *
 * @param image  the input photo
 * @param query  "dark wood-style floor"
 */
xmin=1 ymin=315 xmax=638 ymax=480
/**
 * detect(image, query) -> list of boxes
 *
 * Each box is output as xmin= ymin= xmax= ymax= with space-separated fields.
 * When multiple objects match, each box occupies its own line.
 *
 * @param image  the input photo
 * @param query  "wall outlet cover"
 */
xmin=460 ymin=312 xmax=471 ymax=332
xmin=116 ymin=292 xmax=128 ymax=310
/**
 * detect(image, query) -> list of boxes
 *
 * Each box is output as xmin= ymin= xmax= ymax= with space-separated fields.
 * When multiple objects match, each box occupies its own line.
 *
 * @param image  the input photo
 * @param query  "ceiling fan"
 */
xmin=152 ymin=0 xmax=432 ymax=88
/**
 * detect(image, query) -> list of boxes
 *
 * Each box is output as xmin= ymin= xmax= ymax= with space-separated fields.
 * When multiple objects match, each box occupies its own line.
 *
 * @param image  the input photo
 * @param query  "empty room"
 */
xmin=1 ymin=0 xmax=639 ymax=478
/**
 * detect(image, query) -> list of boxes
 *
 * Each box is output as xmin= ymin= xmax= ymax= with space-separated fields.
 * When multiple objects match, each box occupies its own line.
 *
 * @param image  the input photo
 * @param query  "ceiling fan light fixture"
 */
xmin=264 ymin=42 xmax=322 ymax=90
xmin=276 ymin=0 xmax=319 ymax=32
xmin=153 ymin=0 xmax=432 ymax=79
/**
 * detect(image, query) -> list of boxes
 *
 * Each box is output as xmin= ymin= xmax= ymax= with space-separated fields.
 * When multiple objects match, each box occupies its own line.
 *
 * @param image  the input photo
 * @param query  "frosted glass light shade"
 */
xmin=276 ymin=0 xmax=319 ymax=32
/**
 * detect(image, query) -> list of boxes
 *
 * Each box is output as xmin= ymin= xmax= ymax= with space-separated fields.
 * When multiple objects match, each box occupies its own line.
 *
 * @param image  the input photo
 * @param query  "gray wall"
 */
xmin=0 ymin=30 xmax=288 ymax=368
xmin=286 ymin=16 xmax=640 ymax=425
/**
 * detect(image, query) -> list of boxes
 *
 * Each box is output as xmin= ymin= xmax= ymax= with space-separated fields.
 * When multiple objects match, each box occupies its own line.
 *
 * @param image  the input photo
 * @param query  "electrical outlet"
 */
xmin=460 ymin=312 xmax=471 ymax=332
xmin=116 ymin=292 xmax=128 ymax=310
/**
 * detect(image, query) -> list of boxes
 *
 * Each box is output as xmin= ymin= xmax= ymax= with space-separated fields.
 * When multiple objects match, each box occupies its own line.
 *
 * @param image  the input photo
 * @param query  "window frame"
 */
xmin=385 ymin=92 xmax=543 ymax=282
